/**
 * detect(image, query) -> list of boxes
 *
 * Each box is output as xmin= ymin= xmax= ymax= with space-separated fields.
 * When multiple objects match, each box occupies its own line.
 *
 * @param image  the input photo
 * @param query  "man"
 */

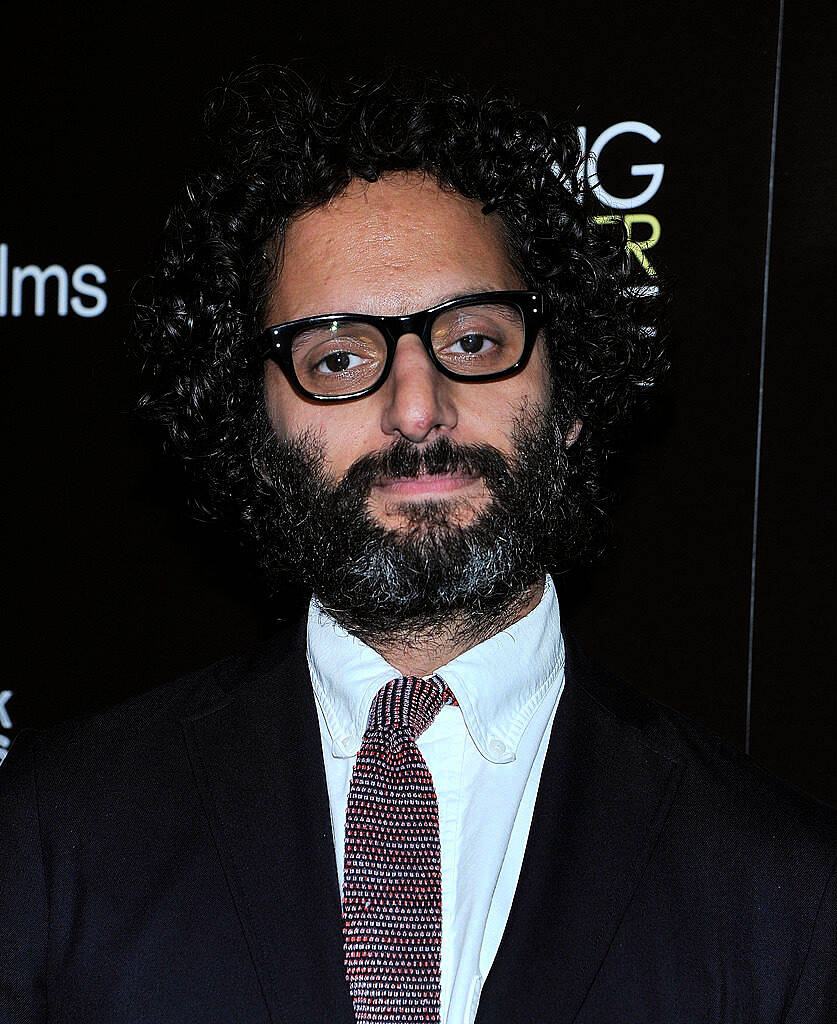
xmin=1 ymin=67 xmax=834 ymax=1023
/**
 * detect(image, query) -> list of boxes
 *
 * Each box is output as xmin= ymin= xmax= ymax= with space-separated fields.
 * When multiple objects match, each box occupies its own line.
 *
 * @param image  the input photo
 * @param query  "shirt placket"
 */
xmin=420 ymin=705 xmax=467 ymax=1023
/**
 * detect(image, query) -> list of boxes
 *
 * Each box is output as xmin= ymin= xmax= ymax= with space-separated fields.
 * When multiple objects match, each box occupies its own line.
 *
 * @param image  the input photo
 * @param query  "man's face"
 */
xmin=257 ymin=172 xmax=580 ymax=639
xmin=263 ymin=173 xmax=552 ymax=533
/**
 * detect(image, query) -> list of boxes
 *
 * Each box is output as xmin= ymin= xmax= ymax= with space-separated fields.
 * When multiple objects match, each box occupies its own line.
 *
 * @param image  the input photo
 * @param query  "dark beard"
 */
xmin=249 ymin=396 xmax=578 ymax=647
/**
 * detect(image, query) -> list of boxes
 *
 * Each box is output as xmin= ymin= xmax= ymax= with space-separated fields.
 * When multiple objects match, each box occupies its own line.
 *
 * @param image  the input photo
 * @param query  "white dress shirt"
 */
xmin=306 ymin=575 xmax=565 ymax=1024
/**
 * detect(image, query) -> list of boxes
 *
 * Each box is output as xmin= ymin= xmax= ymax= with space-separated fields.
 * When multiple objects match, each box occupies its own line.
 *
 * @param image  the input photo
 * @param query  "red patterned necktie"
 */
xmin=343 ymin=675 xmax=457 ymax=1023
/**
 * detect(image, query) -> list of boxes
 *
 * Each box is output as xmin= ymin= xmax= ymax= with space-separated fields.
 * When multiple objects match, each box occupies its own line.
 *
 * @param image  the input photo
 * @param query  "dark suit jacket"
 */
xmin=1 ymin=618 xmax=835 ymax=1023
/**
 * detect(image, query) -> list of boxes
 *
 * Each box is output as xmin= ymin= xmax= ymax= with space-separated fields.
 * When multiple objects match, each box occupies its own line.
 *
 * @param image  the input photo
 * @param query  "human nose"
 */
xmin=378 ymin=333 xmax=458 ymax=443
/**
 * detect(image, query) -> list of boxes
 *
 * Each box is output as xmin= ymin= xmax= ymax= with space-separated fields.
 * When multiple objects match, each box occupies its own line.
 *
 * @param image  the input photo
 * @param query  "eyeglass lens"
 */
xmin=290 ymin=300 xmax=526 ymax=398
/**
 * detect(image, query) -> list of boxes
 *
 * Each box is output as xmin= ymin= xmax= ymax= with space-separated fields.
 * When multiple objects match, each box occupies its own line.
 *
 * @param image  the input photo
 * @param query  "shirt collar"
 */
xmin=306 ymin=575 xmax=564 ymax=764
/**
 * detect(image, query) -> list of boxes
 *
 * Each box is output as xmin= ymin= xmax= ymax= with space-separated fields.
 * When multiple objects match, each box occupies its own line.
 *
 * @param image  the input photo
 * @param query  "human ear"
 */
xmin=564 ymin=417 xmax=582 ymax=447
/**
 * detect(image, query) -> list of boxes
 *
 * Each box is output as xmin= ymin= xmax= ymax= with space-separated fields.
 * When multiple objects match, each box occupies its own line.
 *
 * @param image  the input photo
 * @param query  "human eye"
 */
xmin=436 ymin=320 xmax=507 ymax=364
xmin=432 ymin=303 xmax=524 ymax=374
xmin=291 ymin=320 xmax=386 ymax=390
xmin=313 ymin=348 xmax=367 ymax=374
xmin=443 ymin=332 xmax=498 ymax=357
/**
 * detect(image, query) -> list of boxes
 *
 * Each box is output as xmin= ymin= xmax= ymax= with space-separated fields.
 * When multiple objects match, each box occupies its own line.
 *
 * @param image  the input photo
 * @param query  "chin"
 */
xmin=374 ymin=495 xmax=487 ymax=534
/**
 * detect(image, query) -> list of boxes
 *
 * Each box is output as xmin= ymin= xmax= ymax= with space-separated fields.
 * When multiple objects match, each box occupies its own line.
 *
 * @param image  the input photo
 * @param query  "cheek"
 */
xmin=530 ymin=338 xmax=553 ymax=401
xmin=470 ymin=342 xmax=552 ymax=435
xmin=264 ymin=363 xmax=376 ymax=474
xmin=515 ymin=343 xmax=554 ymax=428
xmin=264 ymin=363 xmax=297 ymax=438
xmin=264 ymin=363 xmax=340 ymax=441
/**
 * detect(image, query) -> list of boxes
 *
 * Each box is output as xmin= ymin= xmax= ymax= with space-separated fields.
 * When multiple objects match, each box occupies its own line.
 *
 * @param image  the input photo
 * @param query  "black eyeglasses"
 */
xmin=256 ymin=290 xmax=544 ymax=401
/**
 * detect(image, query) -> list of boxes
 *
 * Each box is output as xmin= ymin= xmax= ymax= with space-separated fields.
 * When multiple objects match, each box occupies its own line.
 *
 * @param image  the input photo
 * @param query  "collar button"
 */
xmin=487 ymin=738 xmax=507 ymax=759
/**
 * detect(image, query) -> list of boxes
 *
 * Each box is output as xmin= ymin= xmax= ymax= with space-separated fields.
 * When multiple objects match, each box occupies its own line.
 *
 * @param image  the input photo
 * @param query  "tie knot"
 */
xmin=367 ymin=675 xmax=455 ymax=739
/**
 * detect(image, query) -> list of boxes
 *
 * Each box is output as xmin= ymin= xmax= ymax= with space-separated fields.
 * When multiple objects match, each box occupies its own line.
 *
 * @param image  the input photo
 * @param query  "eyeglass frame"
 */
xmin=255 ymin=290 xmax=545 ymax=401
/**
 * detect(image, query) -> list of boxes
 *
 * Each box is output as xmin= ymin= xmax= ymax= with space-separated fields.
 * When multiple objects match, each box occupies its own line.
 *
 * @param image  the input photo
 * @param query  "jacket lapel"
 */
xmin=180 ymin=621 xmax=681 ymax=1024
xmin=477 ymin=636 xmax=682 ymax=1024
xmin=181 ymin=619 xmax=355 ymax=1024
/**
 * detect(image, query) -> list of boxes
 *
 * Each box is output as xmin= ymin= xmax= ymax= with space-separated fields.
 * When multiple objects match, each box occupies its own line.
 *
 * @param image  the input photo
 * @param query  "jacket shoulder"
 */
xmin=564 ymin=633 xmax=836 ymax=845
xmin=1 ymin=617 xmax=307 ymax=788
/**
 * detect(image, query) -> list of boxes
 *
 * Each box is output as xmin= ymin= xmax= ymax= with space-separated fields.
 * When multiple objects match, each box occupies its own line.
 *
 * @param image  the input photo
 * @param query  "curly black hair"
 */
xmin=132 ymin=64 xmax=668 ymax=569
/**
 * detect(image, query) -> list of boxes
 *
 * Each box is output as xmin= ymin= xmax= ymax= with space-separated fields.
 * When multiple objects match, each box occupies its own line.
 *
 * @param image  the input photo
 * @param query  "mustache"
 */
xmin=339 ymin=437 xmax=515 ymax=496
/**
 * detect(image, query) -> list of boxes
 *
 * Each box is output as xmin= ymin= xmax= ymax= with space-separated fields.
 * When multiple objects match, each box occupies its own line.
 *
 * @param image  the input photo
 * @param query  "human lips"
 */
xmin=374 ymin=471 xmax=481 ymax=498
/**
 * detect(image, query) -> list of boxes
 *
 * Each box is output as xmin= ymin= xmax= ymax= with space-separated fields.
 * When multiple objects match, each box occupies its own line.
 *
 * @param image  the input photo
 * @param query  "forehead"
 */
xmin=267 ymin=173 xmax=522 ymax=321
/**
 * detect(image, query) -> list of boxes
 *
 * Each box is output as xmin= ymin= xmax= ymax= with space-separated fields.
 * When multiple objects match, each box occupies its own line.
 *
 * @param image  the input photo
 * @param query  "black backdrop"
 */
xmin=1 ymin=0 xmax=834 ymax=804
